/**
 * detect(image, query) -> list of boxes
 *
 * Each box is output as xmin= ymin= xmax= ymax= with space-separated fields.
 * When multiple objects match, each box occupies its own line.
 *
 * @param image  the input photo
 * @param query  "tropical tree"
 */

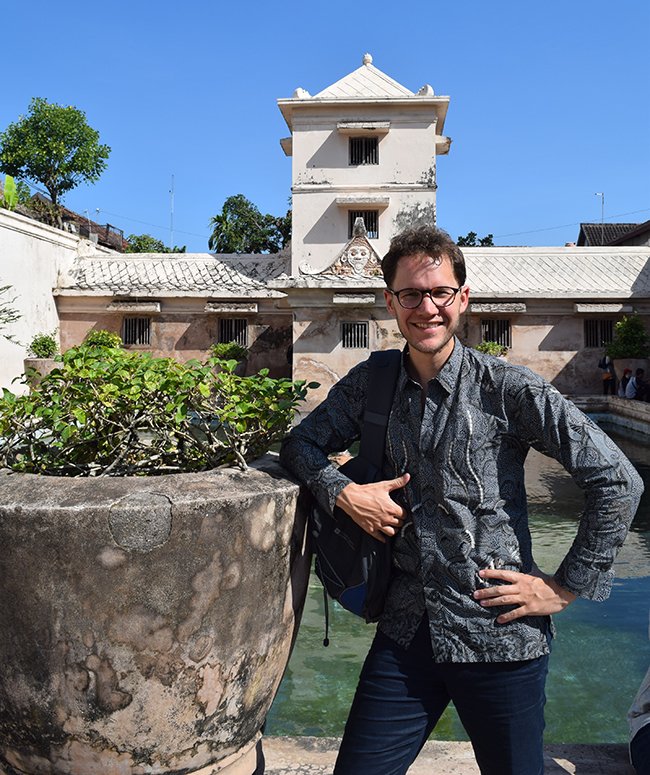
xmin=208 ymin=194 xmax=291 ymax=253
xmin=126 ymin=234 xmax=186 ymax=253
xmin=457 ymin=231 xmax=494 ymax=247
xmin=0 ymin=98 xmax=110 ymax=210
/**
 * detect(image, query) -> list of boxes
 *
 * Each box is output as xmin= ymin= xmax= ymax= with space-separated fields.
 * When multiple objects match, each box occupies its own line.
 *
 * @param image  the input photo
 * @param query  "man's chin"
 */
xmin=408 ymin=338 xmax=453 ymax=357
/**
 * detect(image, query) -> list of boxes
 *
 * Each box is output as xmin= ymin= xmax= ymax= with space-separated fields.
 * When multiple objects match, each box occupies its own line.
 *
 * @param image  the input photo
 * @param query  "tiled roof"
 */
xmin=577 ymin=223 xmax=639 ymax=246
xmin=56 ymin=248 xmax=650 ymax=301
xmin=608 ymin=219 xmax=650 ymax=246
xmin=464 ymin=247 xmax=650 ymax=298
xmin=57 ymin=253 xmax=290 ymax=297
xmin=314 ymin=59 xmax=413 ymax=99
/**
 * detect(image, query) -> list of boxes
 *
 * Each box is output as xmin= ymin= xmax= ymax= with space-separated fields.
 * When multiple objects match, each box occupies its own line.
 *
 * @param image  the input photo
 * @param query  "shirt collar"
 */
xmin=436 ymin=338 xmax=464 ymax=394
xmin=400 ymin=338 xmax=464 ymax=395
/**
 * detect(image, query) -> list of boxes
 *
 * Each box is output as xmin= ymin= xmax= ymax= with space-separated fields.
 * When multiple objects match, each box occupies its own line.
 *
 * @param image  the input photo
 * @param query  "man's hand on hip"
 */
xmin=473 ymin=568 xmax=577 ymax=624
xmin=335 ymin=473 xmax=410 ymax=542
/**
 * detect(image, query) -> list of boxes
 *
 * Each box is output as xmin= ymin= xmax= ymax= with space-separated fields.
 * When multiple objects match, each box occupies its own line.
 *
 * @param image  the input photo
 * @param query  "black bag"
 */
xmin=310 ymin=349 xmax=402 ymax=632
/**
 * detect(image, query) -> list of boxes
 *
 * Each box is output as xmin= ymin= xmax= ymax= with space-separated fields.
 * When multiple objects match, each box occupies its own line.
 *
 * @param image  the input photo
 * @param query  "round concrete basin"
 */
xmin=0 ymin=456 xmax=309 ymax=775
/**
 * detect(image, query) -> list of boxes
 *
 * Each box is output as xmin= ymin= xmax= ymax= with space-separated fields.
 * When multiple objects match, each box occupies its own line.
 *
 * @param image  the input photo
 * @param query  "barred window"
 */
xmin=584 ymin=319 xmax=614 ymax=348
xmin=349 ymin=137 xmax=378 ymax=165
xmin=480 ymin=319 xmax=511 ymax=349
xmin=219 ymin=318 xmax=248 ymax=346
xmin=349 ymin=210 xmax=379 ymax=239
xmin=123 ymin=317 xmax=151 ymax=346
xmin=341 ymin=321 xmax=369 ymax=349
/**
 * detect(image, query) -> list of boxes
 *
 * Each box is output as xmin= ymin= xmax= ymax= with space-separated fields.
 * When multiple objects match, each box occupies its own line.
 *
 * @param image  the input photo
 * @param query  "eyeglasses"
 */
xmin=388 ymin=286 xmax=462 ymax=309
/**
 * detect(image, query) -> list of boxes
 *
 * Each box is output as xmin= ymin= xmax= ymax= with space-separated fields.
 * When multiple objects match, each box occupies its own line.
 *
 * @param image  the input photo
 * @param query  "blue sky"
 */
xmin=3 ymin=0 xmax=649 ymax=251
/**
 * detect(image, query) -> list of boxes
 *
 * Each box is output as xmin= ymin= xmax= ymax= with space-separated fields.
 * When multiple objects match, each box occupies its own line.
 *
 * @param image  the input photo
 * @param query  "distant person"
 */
xmin=598 ymin=355 xmax=617 ymax=395
xmin=619 ymin=368 xmax=633 ymax=397
xmin=626 ymin=369 xmax=649 ymax=401
xmin=628 ymin=612 xmax=650 ymax=775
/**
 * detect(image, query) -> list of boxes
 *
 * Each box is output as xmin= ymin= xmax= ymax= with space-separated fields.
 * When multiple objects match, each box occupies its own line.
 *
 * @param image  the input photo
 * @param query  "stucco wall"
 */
xmin=291 ymin=296 xmax=402 ymax=411
xmin=0 ymin=210 xmax=83 ymax=392
xmin=57 ymin=297 xmax=293 ymax=378
xmin=291 ymin=295 xmax=650 ymax=408
xmin=290 ymin=104 xmax=438 ymax=275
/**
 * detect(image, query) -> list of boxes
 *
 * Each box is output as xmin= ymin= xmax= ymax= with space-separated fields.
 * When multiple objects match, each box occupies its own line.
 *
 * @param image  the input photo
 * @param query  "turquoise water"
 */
xmin=267 ymin=424 xmax=650 ymax=744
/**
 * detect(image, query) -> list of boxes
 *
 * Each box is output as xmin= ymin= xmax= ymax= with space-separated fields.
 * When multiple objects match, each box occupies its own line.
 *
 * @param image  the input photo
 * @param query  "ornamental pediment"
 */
xmin=299 ymin=219 xmax=383 ymax=278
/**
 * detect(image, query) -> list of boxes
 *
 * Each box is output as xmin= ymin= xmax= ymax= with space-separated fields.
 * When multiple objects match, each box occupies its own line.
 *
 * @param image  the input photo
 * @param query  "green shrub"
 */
xmin=475 ymin=340 xmax=508 ymax=357
xmin=84 ymin=329 xmax=123 ymax=348
xmin=1 ymin=175 xmax=18 ymax=210
xmin=210 ymin=341 xmax=248 ymax=362
xmin=27 ymin=331 xmax=58 ymax=358
xmin=605 ymin=315 xmax=650 ymax=359
xmin=0 ymin=345 xmax=316 ymax=476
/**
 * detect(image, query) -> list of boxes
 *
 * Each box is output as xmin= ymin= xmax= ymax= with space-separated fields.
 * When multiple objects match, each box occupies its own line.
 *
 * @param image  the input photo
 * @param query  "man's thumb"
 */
xmin=387 ymin=472 xmax=410 ymax=491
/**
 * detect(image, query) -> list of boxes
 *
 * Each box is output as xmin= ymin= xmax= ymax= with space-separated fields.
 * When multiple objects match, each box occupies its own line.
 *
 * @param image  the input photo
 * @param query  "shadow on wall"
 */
xmin=173 ymin=316 xmax=214 ymax=352
xmin=537 ymin=320 xmax=603 ymax=395
xmin=248 ymin=323 xmax=293 ymax=379
xmin=631 ymin=255 xmax=650 ymax=296
xmin=306 ymin=132 xmax=352 ymax=171
xmin=303 ymin=201 xmax=349 ymax=247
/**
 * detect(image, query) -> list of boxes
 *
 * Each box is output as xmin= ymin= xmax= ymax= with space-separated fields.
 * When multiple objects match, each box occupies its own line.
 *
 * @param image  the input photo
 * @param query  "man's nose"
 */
xmin=419 ymin=292 xmax=442 ymax=311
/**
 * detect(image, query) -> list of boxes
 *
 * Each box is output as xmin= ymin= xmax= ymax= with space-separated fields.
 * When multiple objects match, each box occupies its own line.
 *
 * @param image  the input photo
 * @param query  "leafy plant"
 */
xmin=27 ymin=331 xmax=58 ymax=358
xmin=0 ymin=345 xmax=317 ymax=476
xmin=84 ymin=329 xmax=122 ymax=348
xmin=126 ymin=233 xmax=186 ymax=253
xmin=0 ymin=284 xmax=20 ymax=343
xmin=605 ymin=315 xmax=650 ymax=359
xmin=457 ymin=231 xmax=494 ymax=247
xmin=0 ymin=97 xmax=110 ymax=209
xmin=475 ymin=340 xmax=508 ymax=357
xmin=211 ymin=341 xmax=248 ymax=362
xmin=208 ymin=194 xmax=291 ymax=253
xmin=1 ymin=175 xmax=18 ymax=210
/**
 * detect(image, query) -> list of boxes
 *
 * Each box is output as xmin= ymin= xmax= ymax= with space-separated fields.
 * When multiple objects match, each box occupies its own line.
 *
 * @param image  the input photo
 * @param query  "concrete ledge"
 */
xmin=568 ymin=394 xmax=650 ymax=435
xmin=263 ymin=737 xmax=634 ymax=774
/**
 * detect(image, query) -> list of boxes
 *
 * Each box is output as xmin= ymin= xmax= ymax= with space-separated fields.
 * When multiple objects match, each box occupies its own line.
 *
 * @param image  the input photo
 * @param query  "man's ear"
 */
xmin=458 ymin=285 xmax=470 ymax=314
xmin=384 ymin=288 xmax=397 ymax=317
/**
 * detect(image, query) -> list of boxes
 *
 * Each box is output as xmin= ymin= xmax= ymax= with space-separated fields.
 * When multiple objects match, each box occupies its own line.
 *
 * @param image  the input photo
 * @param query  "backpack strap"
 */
xmin=358 ymin=350 xmax=402 ymax=471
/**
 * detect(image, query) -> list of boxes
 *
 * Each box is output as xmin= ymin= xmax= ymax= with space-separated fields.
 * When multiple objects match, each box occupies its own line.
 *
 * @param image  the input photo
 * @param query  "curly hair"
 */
xmin=381 ymin=225 xmax=466 ymax=287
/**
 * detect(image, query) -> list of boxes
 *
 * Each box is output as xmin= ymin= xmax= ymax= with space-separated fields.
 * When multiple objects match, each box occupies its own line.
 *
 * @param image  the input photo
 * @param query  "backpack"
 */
xmin=309 ymin=349 xmax=402 ymax=642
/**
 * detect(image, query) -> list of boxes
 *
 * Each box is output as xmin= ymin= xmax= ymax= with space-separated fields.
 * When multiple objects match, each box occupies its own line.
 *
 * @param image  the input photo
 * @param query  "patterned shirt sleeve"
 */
xmin=510 ymin=373 xmax=644 ymax=600
xmin=279 ymin=360 xmax=369 ymax=515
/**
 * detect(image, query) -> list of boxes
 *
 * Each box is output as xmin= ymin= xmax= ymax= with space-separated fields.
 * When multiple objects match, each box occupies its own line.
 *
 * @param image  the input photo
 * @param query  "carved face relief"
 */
xmin=344 ymin=245 xmax=370 ymax=275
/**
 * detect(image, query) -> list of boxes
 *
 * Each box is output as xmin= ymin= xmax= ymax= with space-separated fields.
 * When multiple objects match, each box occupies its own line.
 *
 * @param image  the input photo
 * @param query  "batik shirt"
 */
xmin=280 ymin=340 xmax=643 ymax=663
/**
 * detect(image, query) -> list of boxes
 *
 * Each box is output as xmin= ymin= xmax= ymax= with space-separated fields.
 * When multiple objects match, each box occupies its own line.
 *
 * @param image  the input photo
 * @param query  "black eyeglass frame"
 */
xmin=387 ymin=286 xmax=463 ymax=309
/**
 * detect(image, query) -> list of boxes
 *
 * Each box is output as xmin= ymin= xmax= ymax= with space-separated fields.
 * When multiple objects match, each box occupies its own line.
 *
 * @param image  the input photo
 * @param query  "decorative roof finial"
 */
xmin=362 ymin=53 xmax=373 ymax=66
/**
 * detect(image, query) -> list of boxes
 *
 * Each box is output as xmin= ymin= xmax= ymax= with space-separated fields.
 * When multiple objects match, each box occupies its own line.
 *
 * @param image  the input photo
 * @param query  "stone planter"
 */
xmin=22 ymin=357 xmax=58 ymax=386
xmin=0 ymin=456 xmax=310 ymax=775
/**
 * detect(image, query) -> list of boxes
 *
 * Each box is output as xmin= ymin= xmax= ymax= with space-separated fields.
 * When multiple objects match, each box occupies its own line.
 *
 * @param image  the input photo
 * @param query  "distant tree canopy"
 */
xmin=457 ymin=231 xmax=494 ymax=247
xmin=126 ymin=234 xmax=186 ymax=253
xmin=208 ymin=194 xmax=291 ymax=254
xmin=0 ymin=98 xmax=110 ymax=209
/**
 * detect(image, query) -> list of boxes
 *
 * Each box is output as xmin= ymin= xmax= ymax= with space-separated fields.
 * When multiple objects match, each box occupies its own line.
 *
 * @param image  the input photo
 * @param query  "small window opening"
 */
xmin=341 ymin=321 xmax=369 ymax=349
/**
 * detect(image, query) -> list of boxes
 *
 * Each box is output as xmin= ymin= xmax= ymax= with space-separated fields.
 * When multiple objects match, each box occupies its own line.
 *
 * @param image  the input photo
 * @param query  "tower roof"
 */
xmin=314 ymin=53 xmax=414 ymax=99
xmin=278 ymin=53 xmax=449 ymax=132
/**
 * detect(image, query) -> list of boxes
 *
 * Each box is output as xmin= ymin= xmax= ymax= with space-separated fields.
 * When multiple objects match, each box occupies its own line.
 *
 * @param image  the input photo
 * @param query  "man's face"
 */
xmin=384 ymin=253 xmax=469 ymax=362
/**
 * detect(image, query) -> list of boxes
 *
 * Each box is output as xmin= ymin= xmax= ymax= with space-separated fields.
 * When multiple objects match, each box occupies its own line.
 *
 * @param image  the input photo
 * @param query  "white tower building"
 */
xmin=278 ymin=54 xmax=451 ymax=277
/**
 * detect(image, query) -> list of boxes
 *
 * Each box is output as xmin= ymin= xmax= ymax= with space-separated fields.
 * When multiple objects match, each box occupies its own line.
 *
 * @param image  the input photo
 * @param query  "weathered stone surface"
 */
xmin=0 ymin=456 xmax=309 ymax=775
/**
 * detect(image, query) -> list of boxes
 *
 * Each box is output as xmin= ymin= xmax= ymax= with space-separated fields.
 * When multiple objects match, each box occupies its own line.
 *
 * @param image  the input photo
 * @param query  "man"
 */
xmin=280 ymin=226 xmax=643 ymax=775
xmin=626 ymin=368 xmax=648 ymax=401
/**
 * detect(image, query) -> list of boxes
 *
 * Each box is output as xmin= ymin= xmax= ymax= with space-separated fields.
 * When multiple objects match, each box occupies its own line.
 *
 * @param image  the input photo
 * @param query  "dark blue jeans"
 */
xmin=632 ymin=724 xmax=650 ymax=775
xmin=334 ymin=617 xmax=549 ymax=775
